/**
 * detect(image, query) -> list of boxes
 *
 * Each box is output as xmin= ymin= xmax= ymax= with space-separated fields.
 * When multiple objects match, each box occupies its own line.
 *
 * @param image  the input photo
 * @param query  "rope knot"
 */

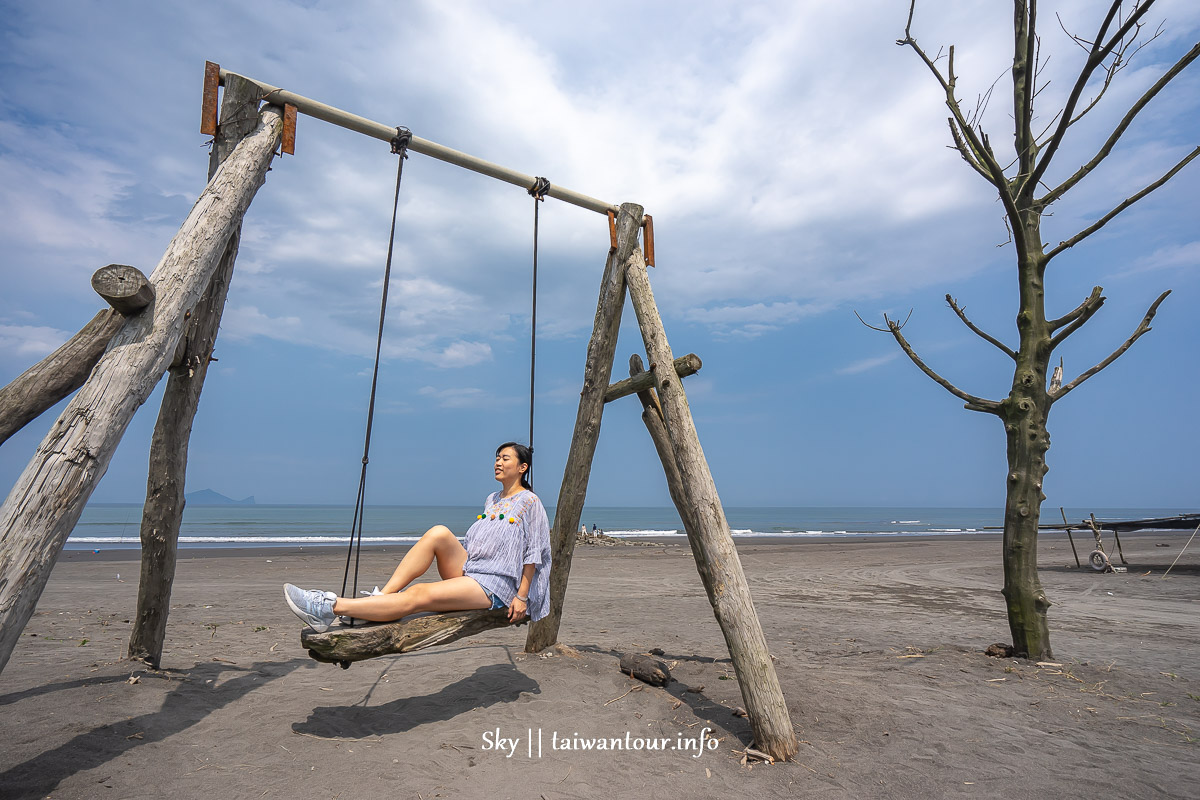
xmin=390 ymin=126 xmax=412 ymax=157
xmin=528 ymin=176 xmax=550 ymax=200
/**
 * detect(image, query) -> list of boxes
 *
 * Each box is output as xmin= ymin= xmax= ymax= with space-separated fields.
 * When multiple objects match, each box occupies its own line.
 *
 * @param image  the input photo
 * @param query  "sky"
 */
xmin=1 ymin=0 xmax=1197 ymax=510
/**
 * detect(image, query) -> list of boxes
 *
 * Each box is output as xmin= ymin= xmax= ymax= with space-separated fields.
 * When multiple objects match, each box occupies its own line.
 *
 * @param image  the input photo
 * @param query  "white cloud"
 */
xmin=0 ymin=323 xmax=74 ymax=363
xmin=0 ymin=0 xmax=1196 ymax=363
xmin=222 ymin=305 xmax=304 ymax=342
xmin=836 ymin=352 xmax=901 ymax=376
xmin=417 ymin=385 xmax=496 ymax=409
xmin=685 ymin=300 xmax=830 ymax=338
xmin=1113 ymin=240 xmax=1200 ymax=278
xmin=438 ymin=341 xmax=492 ymax=368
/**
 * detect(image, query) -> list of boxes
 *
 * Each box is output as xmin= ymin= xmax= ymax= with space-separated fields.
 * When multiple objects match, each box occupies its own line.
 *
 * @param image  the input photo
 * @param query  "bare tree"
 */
xmin=883 ymin=0 xmax=1197 ymax=659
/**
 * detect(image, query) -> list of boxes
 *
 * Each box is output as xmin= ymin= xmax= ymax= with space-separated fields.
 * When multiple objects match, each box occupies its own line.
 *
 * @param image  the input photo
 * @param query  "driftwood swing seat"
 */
xmin=301 ymin=609 xmax=527 ymax=668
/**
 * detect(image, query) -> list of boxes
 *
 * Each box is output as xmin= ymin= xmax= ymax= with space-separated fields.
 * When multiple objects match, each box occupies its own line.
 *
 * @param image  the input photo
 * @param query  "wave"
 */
xmin=70 ymin=535 xmax=423 ymax=545
xmin=67 ymin=527 xmax=994 ymax=548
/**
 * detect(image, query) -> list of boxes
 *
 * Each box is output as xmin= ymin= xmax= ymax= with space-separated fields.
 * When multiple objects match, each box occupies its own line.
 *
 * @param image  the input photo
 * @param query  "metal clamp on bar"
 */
xmin=391 ymin=127 xmax=412 ymax=156
xmin=282 ymin=104 xmax=298 ymax=155
xmin=643 ymin=214 xmax=655 ymax=267
xmin=201 ymin=61 xmax=220 ymax=135
xmin=529 ymin=176 xmax=550 ymax=200
xmin=607 ymin=210 xmax=617 ymax=250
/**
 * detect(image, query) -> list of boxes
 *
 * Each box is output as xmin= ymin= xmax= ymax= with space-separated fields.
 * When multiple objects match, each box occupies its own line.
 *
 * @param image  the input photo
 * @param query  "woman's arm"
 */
xmin=509 ymin=563 xmax=536 ymax=622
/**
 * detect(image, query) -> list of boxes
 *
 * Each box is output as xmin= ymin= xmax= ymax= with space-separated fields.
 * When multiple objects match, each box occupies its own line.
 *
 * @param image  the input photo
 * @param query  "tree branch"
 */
xmin=945 ymin=294 xmax=1016 ymax=359
xmin=1024 ymin=0 xmax=1158 ymax=196
xmin=1046 ymin=145 xmax=1200 ymax=260
xmin=1049 ymin=287 xmax=1106 ymax=351
xmin=1050 ymin=289 xmax=1170 ymax=402
xmin=898 ymin=0 xmax=1029 ymax=254
xmin=947 ymin=118 xmax=992 ymax=180
xmin=1041 ymin=40 xmax=1200 ymax=206
xmin=1048 ymin=286 xmax=1104 ymax=331
xmin=881 ymin=312 xmax=1001 ymax=414
xmin=1064 ymin=24 xmax=1163 ymax=134
xmin=1013 ymin=0 xmax=1038 ymax=183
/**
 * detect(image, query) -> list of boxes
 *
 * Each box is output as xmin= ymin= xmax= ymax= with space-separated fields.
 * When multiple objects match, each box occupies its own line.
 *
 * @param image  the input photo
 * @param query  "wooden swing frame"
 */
xmin=0 ymin=64 xmax=798 ymax=761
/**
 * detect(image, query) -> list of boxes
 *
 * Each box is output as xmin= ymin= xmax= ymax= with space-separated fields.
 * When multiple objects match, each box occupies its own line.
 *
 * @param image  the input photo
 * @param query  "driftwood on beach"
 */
xmin=618 ymin=653 xmax=672 ymax=686
xmin=301 ymin=609 xmax=525 ymax=666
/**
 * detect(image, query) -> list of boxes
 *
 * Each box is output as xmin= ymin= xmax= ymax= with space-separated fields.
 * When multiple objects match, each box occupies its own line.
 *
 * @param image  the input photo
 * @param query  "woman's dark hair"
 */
xmin=496 ymin=442 xmax=533 ymax=490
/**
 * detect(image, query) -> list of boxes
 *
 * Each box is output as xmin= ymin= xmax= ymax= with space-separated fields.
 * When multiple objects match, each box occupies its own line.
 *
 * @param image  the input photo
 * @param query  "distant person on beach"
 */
xmin=284 ymin=442 xmax=551 ymax=632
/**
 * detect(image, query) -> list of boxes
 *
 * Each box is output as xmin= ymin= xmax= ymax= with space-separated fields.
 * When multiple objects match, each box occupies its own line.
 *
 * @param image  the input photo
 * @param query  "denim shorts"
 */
xmin=481 ymin=587 xmax=507 ymax=610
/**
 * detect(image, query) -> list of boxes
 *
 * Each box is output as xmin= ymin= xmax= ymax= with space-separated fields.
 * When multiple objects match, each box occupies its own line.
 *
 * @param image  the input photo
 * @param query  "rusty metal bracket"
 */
xmin=201 ymin=61 xmax=220 ymax=135
xmin=282 ymin=103 xmax=297 ymax=155
xmin=642 ymin=214 xmax=655 ymax=267
xmin=607 ymin=210 xmax=617 ymax=250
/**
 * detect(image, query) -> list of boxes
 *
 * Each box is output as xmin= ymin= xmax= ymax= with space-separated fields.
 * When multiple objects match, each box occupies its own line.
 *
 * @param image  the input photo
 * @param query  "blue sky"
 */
xmin=1 ymin=0 xmax=1197 ymax=509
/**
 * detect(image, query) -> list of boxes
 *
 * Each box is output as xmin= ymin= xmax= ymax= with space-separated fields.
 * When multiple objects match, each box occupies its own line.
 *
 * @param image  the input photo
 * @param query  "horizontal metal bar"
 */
xmin=219 ymin=68 xmax=620 ymax=216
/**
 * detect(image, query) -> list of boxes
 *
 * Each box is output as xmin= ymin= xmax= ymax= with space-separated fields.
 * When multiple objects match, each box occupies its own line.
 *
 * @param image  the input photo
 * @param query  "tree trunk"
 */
xmin=128 ymin=75 xmax=263 ymax=667
xmin=0 ymin=103 xmax=282 ymax=676
xmin=625 ymin=249 xmax=798 ymax=762
xmin=0 ymin=310 xmax=124 ymax=447
xmin=524 ymin=202 xmax=644 ymax=653
xmin=1000 ymin=210 xmax=1054 ymax=660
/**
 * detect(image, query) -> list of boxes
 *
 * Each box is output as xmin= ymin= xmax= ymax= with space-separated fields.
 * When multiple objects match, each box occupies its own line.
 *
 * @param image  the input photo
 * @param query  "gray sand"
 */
xmin=2 ymin=533 xmax=1197 ymax=799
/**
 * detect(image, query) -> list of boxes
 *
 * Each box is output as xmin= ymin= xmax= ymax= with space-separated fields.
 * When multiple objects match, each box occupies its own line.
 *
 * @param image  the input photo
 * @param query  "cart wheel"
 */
xmin=1089 ymin=550 xmax=1110 ymax=572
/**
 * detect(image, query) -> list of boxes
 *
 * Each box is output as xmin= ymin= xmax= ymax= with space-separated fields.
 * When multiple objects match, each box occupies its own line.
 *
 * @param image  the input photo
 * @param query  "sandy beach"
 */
xmin=2 ymin=532 xmax=1197 ymax=799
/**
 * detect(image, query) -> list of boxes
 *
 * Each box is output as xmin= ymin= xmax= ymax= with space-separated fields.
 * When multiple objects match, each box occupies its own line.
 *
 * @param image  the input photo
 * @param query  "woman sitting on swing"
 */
xmin=284 ymin=442 xmax=551 ymax=632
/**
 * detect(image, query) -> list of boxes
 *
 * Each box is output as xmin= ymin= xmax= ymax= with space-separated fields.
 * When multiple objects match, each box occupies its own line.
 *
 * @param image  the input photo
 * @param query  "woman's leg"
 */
xmin=332 ymin=576 xmax=491 ymax=621
xmin=379 ymin=525 xmax=468 ymax=593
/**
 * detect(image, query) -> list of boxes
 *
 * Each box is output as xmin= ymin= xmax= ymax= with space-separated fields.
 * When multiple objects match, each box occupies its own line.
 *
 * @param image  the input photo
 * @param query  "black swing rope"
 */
xmin=341 ymin=128 xmax=412 ymax=605
xmin=339 ymin=141 xmax=547 ymax=611
xmin=527 ymin=176 xmax=550 ymax=489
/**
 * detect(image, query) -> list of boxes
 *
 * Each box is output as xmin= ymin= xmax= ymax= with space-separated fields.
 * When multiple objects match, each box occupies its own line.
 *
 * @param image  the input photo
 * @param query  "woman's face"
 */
xmin=494 ymin=447 xmax=526 ymax=485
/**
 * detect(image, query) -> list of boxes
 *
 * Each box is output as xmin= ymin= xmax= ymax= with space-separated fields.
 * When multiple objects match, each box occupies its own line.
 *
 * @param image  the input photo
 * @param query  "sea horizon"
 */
xmin=65 ymin=503 xmax=1197 ymax=550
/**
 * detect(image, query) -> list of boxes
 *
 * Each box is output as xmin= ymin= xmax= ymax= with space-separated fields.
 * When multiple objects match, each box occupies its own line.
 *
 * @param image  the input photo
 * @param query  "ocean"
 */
xmin=64 ymin=504 xmax=1193 ymax=550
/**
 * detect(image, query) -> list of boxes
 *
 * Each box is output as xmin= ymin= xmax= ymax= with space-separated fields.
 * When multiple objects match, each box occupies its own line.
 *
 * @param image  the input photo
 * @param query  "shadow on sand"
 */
xmin=0 ymin=658 xmax=304 ymax=798
xmin=293 ymin=660 xmax=540 ymax=738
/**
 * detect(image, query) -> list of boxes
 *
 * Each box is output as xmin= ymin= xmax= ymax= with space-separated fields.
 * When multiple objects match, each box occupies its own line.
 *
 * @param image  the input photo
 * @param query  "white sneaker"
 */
xmin=283 ymin=583 xmax=337 ymax=632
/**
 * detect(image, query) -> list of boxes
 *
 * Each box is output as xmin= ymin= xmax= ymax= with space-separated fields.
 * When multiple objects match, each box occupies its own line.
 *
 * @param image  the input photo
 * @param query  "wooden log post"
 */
xmin=625 ymin=248 xmax=798 ymax=762
xmin=90 ymin=264 xmax=155 ymax=315
xmin=627 ymin=354 xmax=704 ymax=551
xmin=0 ymin=103 xmax=283 ymax=676
xmin=0 ymin=310 xmax=123 ymax=447
xmin=603 ymin=353 xmax=701 ymax=404
xmin=302 ymin=610 xmax=524 ymax=666
xmin=0 ymin=265 xmax=155 ymax=448
xmin=128 ymin=75 xmax=263 ymax=667
xmin=524 ymin=202 xmax=644 ymax=653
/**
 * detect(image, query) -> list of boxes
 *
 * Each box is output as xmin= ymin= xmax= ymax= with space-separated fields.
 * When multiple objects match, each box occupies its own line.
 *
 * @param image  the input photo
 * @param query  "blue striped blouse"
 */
xmin=462 ymin=490 xmax=552 ymax=622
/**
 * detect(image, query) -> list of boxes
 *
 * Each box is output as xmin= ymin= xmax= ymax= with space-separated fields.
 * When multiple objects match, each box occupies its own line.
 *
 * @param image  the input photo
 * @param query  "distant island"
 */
xmin=185 ymin=489 xmax=256 ymax=506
